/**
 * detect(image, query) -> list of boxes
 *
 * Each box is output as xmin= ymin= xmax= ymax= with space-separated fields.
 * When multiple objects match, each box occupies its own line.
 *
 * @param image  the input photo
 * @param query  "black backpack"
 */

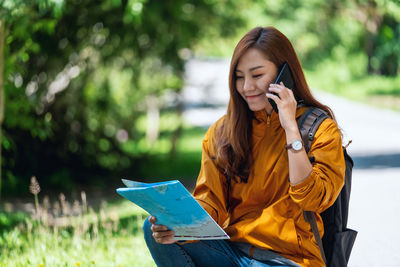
xmin=297 ymin=107 xmax=357 ymax=267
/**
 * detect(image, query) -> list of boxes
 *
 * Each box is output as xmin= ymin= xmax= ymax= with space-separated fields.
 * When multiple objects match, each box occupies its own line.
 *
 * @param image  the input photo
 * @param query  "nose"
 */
xmin=243 ymin=78 xmax=256 ymax=92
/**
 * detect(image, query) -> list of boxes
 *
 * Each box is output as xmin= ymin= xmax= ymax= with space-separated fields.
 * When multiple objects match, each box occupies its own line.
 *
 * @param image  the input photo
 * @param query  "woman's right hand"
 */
xmin=149 ymin=215 xmax=177 ymax=244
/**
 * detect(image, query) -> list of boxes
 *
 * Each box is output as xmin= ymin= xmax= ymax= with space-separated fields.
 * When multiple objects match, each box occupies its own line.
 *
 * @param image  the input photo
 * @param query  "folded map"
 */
xmin=116 ymin=179 xmax=229 ymax=240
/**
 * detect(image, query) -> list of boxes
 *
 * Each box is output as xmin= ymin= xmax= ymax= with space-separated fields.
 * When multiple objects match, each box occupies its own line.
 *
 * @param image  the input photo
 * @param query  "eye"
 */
xmin=235 ymin=75 xmax=244 ymax=79
xmin=253 ymin=74 xmax=262 ymax=78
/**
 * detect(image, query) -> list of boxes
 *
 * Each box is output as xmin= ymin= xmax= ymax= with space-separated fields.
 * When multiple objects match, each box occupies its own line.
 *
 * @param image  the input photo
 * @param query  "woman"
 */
xmin=143 ymin=26 xmax=345 ymax=267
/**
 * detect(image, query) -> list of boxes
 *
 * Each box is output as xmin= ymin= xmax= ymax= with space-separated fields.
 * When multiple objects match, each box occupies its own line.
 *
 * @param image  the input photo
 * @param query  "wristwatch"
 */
xmin=285 ymin=139 xmax=303 ymax=151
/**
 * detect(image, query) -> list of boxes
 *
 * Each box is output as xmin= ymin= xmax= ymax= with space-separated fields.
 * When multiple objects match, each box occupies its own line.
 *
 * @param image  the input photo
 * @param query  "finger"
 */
xmin=151 ymin=224 xmax=169 ymax=232
xmin=162 ymin=238 xmax=179 ymax=244
xmin=155 ymin=234 xmax=178 ymax=244
xmin=287 ymin=89 xmax=296 ymax=100
xmin=268 ymin=86 xmax=281 ymax=94
xmin=153 ymin=230 xmax=175 ymax=239
xmin=149 ymin=216 xmax=157 ymax=224
xmin=270 ymin=85 xmax=292 ymax=100
xmin=270 ymin=82 xmax=286 ymax=89
xmin=153 ymin=231 xmax=176 ymax=244
xmin=280 ymin=87 xmax=295 ymax=101
xmin=280 ymin=81 xmax=291 ymax=89
xmin=279 ymin=87 xmax=291 ymax=99
xmin=266 ymin=93 xmax=282 ymax=104
xmin=268 ymin=87 xmax=283 ymax=97
xmin=268 ymin=84 xmax=287 ymax=94
xmin=268 ymin=86 xmax=288 ymax=99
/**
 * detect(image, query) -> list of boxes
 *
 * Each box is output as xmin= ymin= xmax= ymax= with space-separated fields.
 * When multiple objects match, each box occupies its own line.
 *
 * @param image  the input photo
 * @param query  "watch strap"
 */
xmin=285 ymin=143 xmax=293 ymax=149
xmin=285 ymin=140 xmax=303 ymax=150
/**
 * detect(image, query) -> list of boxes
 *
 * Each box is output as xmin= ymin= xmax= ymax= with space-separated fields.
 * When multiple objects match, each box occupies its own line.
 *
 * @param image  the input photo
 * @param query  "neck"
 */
xmin=265 ymin=106 xmax=273 ymax=115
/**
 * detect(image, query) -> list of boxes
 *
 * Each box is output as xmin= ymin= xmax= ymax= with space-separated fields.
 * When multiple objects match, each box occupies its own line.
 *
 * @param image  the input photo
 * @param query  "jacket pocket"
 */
xmin=297 ymin=233 xmax=306 ymax=258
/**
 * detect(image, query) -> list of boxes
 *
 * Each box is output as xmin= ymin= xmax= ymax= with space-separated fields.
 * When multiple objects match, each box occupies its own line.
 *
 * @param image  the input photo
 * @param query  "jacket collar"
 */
xmin=252 ymin=106 xmax=309 ymax=128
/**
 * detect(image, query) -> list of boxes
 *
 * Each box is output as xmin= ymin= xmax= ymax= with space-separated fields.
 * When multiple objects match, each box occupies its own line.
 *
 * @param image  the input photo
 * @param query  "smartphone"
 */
xmin=268 ymin=62 xmax=294 ymax=113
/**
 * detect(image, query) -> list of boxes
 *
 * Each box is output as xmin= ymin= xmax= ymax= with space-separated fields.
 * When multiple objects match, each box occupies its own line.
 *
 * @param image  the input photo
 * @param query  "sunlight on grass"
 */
xmin=305 ymin=55 xmax=400 ymax=111
xmin=177 ymin=126 xmax=206 ymax=153
xmin=0 ymin=125 xmax=206 ymax=265
xmin=121 ymin=112 xmax=206 ymax=157
xmin=0 ymin=191 xmax=155 ymax=267
xmin=1 ymin=227 xmax=154 ymax=267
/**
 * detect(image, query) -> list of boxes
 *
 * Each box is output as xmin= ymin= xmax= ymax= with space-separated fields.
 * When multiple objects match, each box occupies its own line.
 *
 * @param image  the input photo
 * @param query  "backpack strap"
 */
xmin=304 ymin=211 xmax=327 ymax=265
xmin=298 ymin=107 xmax=329 ymax=265
xmin=297 ymin=107 xmax=329 ymax=152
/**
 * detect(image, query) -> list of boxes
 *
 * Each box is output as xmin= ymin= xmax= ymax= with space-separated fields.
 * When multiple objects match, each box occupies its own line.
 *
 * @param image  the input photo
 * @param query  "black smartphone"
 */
xmin=268 ymin=62 xmax=294 ymax=113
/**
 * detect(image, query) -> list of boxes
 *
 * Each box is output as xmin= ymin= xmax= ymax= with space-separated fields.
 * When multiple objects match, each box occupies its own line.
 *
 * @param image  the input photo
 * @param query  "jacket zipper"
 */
xmin=267 ymin=114 xmax=271 ymax=127
xmin=297 ymin=234 xmax=305 ymax=257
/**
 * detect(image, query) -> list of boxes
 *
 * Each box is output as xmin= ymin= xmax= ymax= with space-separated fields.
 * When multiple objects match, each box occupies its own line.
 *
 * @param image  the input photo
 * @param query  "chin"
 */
xmin=248 ymin=104 xmax=267 ymax=111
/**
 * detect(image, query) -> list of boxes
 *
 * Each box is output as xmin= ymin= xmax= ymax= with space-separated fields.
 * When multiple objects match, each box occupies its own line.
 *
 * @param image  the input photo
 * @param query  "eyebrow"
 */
xmin=235 ymin=66 xmax=264 ymax=73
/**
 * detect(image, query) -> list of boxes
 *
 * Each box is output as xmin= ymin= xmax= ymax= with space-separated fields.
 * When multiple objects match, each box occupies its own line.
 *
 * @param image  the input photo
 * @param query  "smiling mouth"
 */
xmin=246 ymin=93 xmax=264 ymax=99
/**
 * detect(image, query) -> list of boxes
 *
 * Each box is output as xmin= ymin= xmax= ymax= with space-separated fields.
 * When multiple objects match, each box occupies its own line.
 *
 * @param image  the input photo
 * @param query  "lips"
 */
xmin=246 ymin=93 xmax=264 ymax=99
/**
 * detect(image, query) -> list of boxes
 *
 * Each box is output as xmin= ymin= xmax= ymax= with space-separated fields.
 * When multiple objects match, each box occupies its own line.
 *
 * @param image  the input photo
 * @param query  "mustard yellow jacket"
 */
xmin=193 ymin=107 xmax=345 ymax=267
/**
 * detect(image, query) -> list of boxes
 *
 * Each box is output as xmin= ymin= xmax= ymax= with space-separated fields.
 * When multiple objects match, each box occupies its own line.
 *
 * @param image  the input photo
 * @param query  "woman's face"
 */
xmin=235 ymin=48 xmax=278 ymax=112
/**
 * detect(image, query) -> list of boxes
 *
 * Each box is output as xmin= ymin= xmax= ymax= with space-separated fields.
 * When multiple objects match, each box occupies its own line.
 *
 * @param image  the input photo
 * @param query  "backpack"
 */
xmin=297 ymin=107 xmax=357 ymax=267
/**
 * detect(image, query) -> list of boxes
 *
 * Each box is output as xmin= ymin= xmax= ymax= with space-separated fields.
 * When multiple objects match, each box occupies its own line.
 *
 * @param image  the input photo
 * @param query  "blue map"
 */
xmin=116 ymin=179 xmax=229 ymax=240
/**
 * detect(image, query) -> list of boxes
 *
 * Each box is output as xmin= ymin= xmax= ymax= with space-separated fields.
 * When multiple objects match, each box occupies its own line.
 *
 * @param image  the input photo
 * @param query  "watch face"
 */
xmin=292 ymin=140 xmax=303 ymax=150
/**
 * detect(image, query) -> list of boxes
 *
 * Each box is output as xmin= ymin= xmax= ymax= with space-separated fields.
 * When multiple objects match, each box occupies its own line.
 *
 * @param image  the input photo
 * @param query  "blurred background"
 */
xmin=0 ymin=0 xmax=399 ymax=266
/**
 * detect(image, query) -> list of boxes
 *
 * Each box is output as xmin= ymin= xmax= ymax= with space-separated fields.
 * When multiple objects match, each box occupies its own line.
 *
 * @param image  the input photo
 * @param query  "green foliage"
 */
xmin=1 ymin=0 xmax=246 ymax=195
xmin=0 ymin=197 xmax=153 ymax=266
xmin=1 ymin=0 xmax=400 ymax=196
xmin=1 ymin=0 xmax=400 ymax=264
xmin=0 ymin=211 xmax=27 ymax=232
xmin=372 ymin=20 xmax=400 ymax=75
xmin=239 ymin=0 xmax=400 ymax=75
xmin=135 ymin=126 xmax=205 ymax=186
xmin=306 ymin=54 xmax=400 ymax=110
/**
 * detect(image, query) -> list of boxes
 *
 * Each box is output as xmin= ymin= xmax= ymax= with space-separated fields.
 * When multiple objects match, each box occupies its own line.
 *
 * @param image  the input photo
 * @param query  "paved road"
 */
xmin=183 ymin=58 xmax=400 ymax=267
xmin=316 ymin=92 xmax=400 ymax=267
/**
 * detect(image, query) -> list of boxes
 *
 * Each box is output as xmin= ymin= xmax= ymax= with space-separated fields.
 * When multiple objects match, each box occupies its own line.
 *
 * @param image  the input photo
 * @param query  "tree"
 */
xmin=254 ymin=0 xmax=400 ymax=75
xmin=0 ymin=0 xmax=66 ymax=198
xmin=0 ymin=18 xmax=4 ymax=199
xmin=346 ymin=0 xmax=400 ymax=75
xmin=1 ymin=0 xmax=247 ymax=196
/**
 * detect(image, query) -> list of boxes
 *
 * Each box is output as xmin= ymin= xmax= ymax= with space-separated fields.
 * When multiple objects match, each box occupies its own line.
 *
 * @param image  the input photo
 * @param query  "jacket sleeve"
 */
xmin=288 ymin=118 xmax=346 ymax=213
xmin=192 ymin=122 xmax=229 ymax=227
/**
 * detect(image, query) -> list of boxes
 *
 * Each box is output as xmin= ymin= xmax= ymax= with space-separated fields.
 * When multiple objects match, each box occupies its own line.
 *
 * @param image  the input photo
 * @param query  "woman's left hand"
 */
xmin=266 ymin=82 xmax=298 ymax=132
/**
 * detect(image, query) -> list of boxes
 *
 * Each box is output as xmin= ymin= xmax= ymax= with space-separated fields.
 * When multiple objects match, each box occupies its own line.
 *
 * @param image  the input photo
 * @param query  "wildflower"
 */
xmin=30 ymin=176 xmax=41 ymax=218
xmin=91 ymin=260 xmax=95 ymax=264
xmin=29 ymin=176 xmax=41 ymax=195
xmin=81 ymin=191 xmax=88 ymax=214
xmin=75 ymin=262 xmax=81 ymax=266
xmin=38 ymin=264 xmax=44 ymax=267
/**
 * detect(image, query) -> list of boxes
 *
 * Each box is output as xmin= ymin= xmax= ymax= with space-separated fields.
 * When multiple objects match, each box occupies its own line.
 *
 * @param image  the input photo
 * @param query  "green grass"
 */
xmin=121 ymin=112 xmax=205 ymax=156
xmin=0 ymin=199 xmax=155 ymax=267
xmin=120 ymin=123 xmax=206 ymax=189
xmin=305 ymin=55 xmax=400 ymax=111
xmin=0 ymin=125 xmax=207 ymax=267
xmin=137 ymin=126 xmax=205 ymax=184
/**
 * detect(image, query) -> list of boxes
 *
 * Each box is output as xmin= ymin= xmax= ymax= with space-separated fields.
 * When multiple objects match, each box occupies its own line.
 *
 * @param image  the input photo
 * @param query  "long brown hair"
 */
xmin=214 ymin=26 xmax=335 ymax=184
